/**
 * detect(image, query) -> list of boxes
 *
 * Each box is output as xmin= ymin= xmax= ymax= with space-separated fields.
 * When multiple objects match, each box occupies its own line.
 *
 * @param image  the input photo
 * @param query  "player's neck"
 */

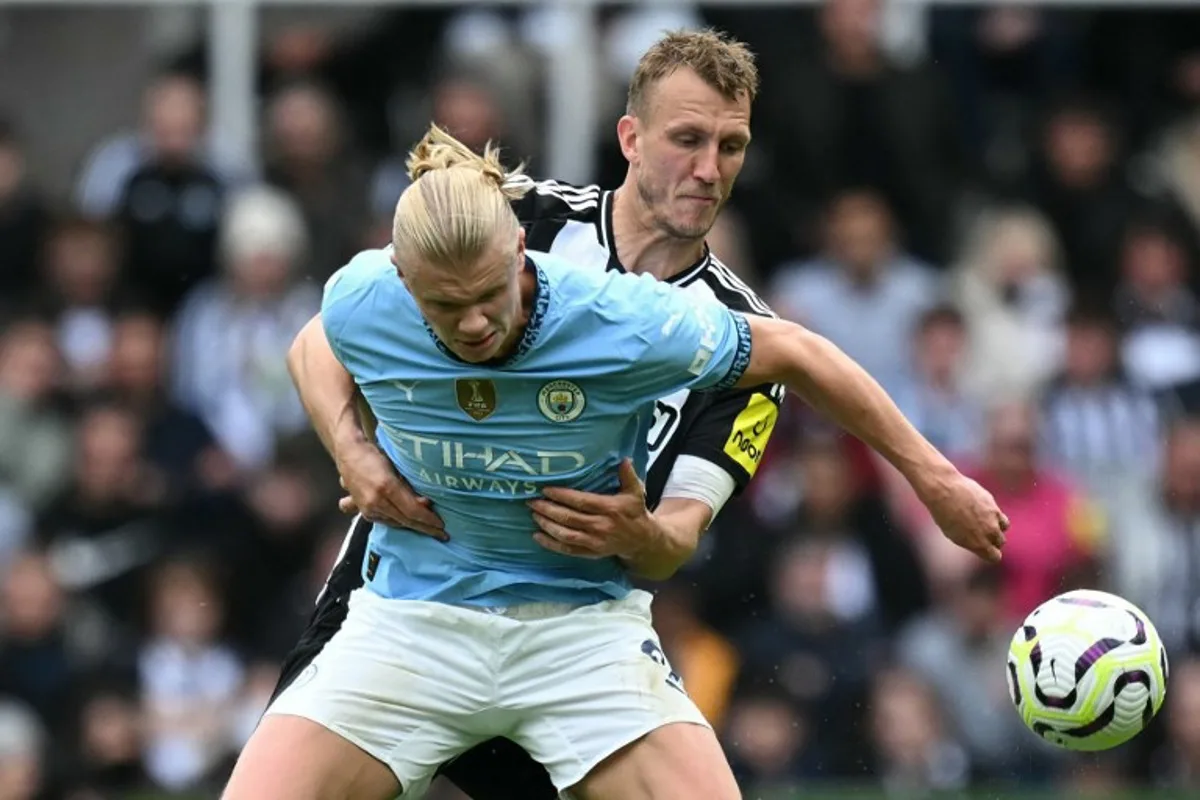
xmin=611 ymin=187 xmax=706 ymax=281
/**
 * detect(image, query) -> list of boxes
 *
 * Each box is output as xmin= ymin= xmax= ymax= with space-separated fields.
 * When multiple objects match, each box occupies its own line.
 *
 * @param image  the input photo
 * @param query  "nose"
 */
xmin=458 ymin=306 xmax=490 ymax=338
xmin=693 ymin=144 xmax=721 ymax=185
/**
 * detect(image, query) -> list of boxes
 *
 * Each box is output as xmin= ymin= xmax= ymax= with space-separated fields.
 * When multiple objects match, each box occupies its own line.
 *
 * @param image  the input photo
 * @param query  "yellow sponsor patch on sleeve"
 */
xmin=722 ymin=392 xmax=779 ymax=476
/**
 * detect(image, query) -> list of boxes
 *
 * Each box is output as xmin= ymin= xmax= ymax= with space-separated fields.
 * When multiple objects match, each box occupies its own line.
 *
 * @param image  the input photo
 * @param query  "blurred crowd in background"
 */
xmin=6 ymin=1 xmax=1200 ymax=798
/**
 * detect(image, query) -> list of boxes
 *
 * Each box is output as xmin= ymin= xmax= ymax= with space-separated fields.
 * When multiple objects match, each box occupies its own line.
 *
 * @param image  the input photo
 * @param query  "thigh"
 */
xmin=267 ymin=590 xmax=498 ymax=796
xmin=438 ymin=738 xmax=558 ymax=800
xmin=223 ymin=712 xmax=399 ymax=800
xmin=506 ymin=591 xmax=716 ymax=794
xmin=569 ymin=721 xmax=740 ymax=800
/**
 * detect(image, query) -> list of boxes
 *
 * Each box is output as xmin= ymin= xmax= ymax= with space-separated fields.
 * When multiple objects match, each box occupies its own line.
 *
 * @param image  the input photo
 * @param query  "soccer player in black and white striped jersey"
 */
xmin=265 ymin=30 xmax=779 ymax=800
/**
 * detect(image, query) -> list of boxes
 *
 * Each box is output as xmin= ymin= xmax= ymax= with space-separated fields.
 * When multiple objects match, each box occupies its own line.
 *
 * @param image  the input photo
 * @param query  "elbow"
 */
xmin=286 ymin=333 xmax=305 ymax=386
xmin=287 ymin=316 xmax=322 ymax=387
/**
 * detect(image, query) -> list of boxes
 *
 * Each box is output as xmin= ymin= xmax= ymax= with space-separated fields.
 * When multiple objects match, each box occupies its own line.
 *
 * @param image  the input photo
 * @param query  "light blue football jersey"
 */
xmin=321 ymin=247 xmax=752 ymax=606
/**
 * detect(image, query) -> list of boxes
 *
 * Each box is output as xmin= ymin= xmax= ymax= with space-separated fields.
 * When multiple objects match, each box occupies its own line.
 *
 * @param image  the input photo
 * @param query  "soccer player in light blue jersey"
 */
xmin=224 ymin=125 xmax=1009 ymax=800
xmin=314 ymin=235 xmax=740 ymax=608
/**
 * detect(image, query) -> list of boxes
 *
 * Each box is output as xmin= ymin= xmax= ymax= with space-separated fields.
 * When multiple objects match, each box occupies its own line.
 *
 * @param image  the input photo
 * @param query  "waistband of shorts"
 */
xmin=458 ymin=589 xmax=652 ymax=621
xmin=461 ymin=601 xmax=587 ymax=620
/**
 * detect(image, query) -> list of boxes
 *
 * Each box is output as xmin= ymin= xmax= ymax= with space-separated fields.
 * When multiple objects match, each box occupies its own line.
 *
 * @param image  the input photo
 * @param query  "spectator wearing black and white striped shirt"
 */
xmin=1041 ymin=306 xmax=1161 ymax=499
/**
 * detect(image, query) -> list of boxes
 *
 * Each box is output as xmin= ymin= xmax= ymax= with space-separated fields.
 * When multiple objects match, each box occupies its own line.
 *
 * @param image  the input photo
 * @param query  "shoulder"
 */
xmin=534 ymin=250 xmax=644 ymax=312
xmin=325 ymin=247 xmax=397 ymax=299
xmin=544 ymin=253 xmax=676 ymax=303
xmin=508 ymin=175 xmax=604 ymax=223
xmin=533 ymin=253 xmax=692 ymax=350
xmin=690 ymin=255 xmax=777 ymax=318
xmin=321 ymin=248 xmax=407 ymax=335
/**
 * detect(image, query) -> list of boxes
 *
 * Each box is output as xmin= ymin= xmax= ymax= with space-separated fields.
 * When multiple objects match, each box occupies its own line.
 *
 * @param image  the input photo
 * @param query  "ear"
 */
xmin=516 ymin=226 xmax=526 ymax=262
xmin=617 ymin=115 xmax=640 ymax=165
xmin=391 ymin=251 xmax=411 ymax=287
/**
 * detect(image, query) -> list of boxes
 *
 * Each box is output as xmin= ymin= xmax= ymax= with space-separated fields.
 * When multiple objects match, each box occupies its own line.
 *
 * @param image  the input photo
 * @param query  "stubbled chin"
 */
xmin=678 ymin=205 xmax=719 ymax=226
xmin=673 ymin=217 xmax=715 ymax=239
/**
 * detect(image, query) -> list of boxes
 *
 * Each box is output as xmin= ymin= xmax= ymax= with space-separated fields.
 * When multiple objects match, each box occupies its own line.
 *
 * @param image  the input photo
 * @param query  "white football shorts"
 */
xmin=264 ymin=586 xmax=709 ymax=797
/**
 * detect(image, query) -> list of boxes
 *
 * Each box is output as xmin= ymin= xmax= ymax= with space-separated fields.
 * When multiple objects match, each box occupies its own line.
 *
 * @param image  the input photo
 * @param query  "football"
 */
xmin=1006 ymin=589 xmax=1168 ymax=751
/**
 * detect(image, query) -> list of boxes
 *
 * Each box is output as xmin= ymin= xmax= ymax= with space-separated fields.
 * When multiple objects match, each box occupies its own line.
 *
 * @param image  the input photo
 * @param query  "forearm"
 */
xmin=287 ymin=315 xmax=369 ymax=460
xmin=783 ymin=328 xmax=956 ymax=492
xmin=621 ymin=497 xmax=713 ymax=581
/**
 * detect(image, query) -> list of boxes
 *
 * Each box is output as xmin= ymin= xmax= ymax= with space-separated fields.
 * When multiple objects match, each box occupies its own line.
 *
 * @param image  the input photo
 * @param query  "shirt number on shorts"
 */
xmin=641 ymin=639 xmax=685 ymax=694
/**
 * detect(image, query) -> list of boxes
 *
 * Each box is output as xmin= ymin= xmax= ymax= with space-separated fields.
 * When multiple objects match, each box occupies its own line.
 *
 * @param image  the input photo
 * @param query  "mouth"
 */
xmin=458 ymin=331 xmax=497 ymax=352
xmin=680 ymin=195 xmax=718 ymax=205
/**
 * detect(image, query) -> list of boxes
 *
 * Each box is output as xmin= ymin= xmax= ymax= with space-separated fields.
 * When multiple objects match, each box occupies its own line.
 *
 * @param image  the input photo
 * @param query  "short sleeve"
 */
xmin=320 ymin=250 xmax=394 ymax=375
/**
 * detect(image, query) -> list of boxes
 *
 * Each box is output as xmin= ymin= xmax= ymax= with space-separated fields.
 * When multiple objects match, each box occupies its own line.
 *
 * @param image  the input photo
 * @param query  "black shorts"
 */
xmin=269 ymin=517 xmax=558 ymax=800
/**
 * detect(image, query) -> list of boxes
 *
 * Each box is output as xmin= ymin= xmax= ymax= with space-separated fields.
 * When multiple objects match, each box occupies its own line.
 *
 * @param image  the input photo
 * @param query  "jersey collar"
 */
xmin=423 ymin=255 xmax=549 ymax=369
xmin=600 ymin=190 xmax=712 ymax=286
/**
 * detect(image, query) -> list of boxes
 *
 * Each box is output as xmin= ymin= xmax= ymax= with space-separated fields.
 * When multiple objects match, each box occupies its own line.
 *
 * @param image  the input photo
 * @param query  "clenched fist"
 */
xmin=917 ymin=471 xmax=1009 ymax=563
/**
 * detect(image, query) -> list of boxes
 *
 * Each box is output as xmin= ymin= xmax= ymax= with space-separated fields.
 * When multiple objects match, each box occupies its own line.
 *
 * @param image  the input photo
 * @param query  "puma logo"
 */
xmin=391 ymin=380 xmax=420 ymax=402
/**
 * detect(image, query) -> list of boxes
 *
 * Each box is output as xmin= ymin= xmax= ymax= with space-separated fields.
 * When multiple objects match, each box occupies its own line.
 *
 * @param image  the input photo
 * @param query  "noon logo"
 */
xmin=537 ymin=380 xmax=586 ymax=422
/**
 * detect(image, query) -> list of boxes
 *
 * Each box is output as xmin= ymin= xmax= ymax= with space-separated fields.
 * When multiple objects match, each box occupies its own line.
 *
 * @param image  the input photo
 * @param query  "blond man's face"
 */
xmin=623 ymin=69 xmax=751 ymax=240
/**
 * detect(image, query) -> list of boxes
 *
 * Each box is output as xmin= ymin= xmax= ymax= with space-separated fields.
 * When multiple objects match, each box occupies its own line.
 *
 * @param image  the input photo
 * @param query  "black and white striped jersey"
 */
xmin=508 ymin=175 xmax=784 ymax=506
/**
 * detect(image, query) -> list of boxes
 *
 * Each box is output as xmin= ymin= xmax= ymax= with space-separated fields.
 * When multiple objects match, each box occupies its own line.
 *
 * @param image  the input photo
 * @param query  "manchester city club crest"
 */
xmin=456 ymin=379 xmax=497 ymax=421
xmin=537 ymin=380 xmax=586 ymax=422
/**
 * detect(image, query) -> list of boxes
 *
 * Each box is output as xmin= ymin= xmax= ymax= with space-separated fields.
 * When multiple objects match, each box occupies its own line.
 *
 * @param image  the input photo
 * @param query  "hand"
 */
xmin=529 ymin=459 xmax=657 ymax=559
xmin=334 ymin=441 xmax=447 ymax=541
xmin=917 ymin=471 xmax=1009 ymax=563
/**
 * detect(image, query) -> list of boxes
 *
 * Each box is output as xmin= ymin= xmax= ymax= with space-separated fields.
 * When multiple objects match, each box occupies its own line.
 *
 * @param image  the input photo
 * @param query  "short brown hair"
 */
xmin=626 ymin=29 xmax=759 ymax=116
